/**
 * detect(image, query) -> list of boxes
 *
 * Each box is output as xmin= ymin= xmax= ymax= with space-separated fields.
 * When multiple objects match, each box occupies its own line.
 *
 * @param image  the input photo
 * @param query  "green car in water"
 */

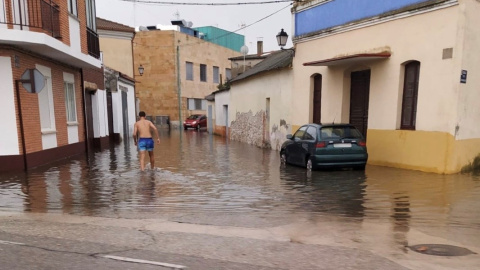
xmin=280 ymin=124 xmax=368 ymax=171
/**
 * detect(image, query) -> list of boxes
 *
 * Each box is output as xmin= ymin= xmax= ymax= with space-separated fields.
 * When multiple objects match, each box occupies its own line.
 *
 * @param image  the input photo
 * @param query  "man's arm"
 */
xmin=133 ymin=122 xmax=138 ymax=145
xmin=149 ymin=121 xmax=161 ymax=144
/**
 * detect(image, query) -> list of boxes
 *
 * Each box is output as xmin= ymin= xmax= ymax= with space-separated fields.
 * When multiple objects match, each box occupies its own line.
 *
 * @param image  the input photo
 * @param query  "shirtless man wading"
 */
xmin=133 ymin=111 xmax=160 ymax=171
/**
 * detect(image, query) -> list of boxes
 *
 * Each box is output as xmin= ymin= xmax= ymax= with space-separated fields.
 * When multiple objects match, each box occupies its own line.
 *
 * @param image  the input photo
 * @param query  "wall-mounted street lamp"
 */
xmin=138 ymin=64 xmax=144 ymax=76
xmin=276 ymin=28 xmax=288 ymax=49
xmin=276 ymin=28 xmax=295 ymax=56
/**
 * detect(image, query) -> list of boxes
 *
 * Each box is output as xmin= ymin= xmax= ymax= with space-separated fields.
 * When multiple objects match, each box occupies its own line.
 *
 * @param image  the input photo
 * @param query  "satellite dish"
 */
xmin=240 ymin=45 xmax=249 ymax=55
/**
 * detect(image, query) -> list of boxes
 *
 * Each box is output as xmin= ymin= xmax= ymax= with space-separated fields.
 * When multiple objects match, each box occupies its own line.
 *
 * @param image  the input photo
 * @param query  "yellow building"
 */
xmin=133 ymin=22 xmax=242 ymax=127
xmin=292 ymin=0 xmax=480 ymax=173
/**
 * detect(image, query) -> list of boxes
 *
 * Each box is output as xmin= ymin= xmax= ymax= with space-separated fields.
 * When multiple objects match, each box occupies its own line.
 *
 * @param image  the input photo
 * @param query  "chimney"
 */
xmin=257 ymin=39 xmax=263 ymax=56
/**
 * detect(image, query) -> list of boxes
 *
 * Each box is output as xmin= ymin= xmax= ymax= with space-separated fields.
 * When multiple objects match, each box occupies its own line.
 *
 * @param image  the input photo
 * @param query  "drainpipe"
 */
xmin=14 ymin=81 xmax=28 ymax=171
xmin=177 ymin=44 xmax=182 ymax=129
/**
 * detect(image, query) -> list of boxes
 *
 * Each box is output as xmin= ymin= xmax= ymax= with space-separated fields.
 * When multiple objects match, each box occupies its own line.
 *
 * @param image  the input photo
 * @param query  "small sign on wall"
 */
xmin=460 ymin=70 xmax=467 ymax=84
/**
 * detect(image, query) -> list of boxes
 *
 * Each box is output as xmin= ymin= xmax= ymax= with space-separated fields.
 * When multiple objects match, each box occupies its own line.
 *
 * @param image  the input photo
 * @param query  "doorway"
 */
xmin=313 ymin=74 xmax=322 ymax=124
xmin=349 ymin=70 xmax=370 ymax=138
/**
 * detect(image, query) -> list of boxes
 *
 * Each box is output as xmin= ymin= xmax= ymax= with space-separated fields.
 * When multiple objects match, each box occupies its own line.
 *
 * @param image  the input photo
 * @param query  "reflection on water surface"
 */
xmin=1 ymin=130 xmax=479 ymax=245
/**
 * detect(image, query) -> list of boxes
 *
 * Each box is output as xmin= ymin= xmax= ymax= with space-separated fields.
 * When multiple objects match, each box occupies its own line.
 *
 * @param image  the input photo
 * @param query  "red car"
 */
xmin=183 ymin=114 xmax=207 ymax=130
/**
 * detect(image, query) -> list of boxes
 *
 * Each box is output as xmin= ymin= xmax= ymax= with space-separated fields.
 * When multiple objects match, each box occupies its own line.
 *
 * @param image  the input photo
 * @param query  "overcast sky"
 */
xmin=95 ymin=0 xmax=293 ymax=53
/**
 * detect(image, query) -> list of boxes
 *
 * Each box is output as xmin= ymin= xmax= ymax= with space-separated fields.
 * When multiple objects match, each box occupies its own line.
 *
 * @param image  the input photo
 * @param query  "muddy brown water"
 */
xmin=1 ymin=130 xmax=479 ymax=246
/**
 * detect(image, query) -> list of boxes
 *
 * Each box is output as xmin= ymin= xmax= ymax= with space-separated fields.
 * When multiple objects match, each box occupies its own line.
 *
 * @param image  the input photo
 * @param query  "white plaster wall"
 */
xmin=292 ymin=5 xmax=459 ymax=134
xmin=112 ymin=91 xmax=122 ymax=134
xmin=230 ymin=70 xmax=292 ymax=124
xmin=214 ymin=91 xmax=230 ymax=127
xmin=36 ymin=64 xmax=57 ymax=150
xmin=92 ymin=90 xmax=109 ymax=138
xmin=229 ymin=69 xmax=293 ymax=150
xmin=0 ymin=57 xmax=20 ymax=155
xmin=68 ymin=16 xmax=81 ymax=53
xmin=126 ymin=84 xmax=136 ymax=136
xmin=455 ymin=0 xmax=480 ymax=140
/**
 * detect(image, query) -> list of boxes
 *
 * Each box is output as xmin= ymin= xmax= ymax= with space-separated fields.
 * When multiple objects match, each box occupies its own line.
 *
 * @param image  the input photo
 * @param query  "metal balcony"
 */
xmin=87 ymin=27 xmax=100 ymax=59
xmin=0 ymin=0 xmax=61 ymax=38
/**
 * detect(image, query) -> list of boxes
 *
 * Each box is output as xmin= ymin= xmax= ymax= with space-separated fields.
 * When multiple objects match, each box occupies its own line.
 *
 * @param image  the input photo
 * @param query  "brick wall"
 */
xmin=83 ymin=67 xmax=105 ymax=89
xmin=0 ymin=47 xmax=85 ymax=155
xmin=78 ymin=0 xmax=89 ymax=56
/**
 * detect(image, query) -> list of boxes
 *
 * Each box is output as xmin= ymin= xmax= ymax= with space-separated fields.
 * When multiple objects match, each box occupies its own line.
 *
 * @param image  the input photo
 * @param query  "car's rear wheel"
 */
xmin=306 ymin=157 xmax=313 ymax=171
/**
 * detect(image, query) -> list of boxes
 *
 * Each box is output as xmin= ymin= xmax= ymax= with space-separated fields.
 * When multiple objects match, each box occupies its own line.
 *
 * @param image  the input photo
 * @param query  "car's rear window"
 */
xmin=319 ymin=126 xmax=363 ymax=140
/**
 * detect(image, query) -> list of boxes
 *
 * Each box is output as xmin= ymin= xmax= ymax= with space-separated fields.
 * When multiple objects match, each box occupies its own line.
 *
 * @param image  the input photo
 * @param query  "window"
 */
xmin=37 ymin=66 xmax=56 ymax=133
xmin=68 ymin=0 xmax=78 ymax=16
xmin=401 ymin=61 xmax=420 ymax=130
xmin=187 ymin=98 xmax=206 ymax=110
xmin=293 ymin=126 xmax=307 ymax=142
xmin=200 ymin=64 xmax=207 ymax=82
xmin=225 ymin=68 xmax=231 ymax=80
xmin=186 ymin=62 xmax=193 ymax=80
xmin=85 ymin=0 xmax=96 ymax=30
xmin=213 ymin=66 xmax=219 ymax=84
xmin=305 ymin=126 xmax=317 ymax=141
xmin=64 ymin=82 xmax=77 ymax=122
xmin=39 ymin=78 xmax=55 ymax=130
xmin=320 ymin=126 xmax=363 ymax=140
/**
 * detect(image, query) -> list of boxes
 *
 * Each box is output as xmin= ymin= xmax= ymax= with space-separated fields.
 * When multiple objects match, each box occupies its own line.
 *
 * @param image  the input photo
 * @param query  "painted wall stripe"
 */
xmin=0 ymin=240 xmax=26 ymax=246
xmin=102 ymin=255 xmax=187 ymax=269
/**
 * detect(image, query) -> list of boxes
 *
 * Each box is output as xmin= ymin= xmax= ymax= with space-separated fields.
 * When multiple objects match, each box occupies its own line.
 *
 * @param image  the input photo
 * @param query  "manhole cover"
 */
xmin=409 ymin=244 xmax=476 ymax=256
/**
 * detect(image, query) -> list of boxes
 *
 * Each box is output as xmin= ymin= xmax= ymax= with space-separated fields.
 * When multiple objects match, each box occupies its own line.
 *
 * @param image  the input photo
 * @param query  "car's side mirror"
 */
xmin=286 ymin=134 xmax=293 ymax=140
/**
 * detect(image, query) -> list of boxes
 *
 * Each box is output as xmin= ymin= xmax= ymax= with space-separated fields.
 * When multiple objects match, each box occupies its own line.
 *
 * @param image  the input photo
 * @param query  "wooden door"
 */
xmin=313 ymin=75 xmax=322 ymax=124
xmin=350 ymin=70 xmax=370 ymax=138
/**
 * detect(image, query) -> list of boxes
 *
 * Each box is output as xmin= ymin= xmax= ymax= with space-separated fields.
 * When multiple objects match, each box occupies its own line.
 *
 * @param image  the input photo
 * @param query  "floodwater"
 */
xmin=1 ymin=129 xmax=480 ymax=248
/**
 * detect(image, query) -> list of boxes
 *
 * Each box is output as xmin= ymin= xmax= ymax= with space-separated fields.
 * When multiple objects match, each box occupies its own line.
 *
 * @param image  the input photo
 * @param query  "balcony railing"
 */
xmin=87 ymin=27 xmax=100 ymax=59
xmin=0 ymin=0 xmax=60 ymax=38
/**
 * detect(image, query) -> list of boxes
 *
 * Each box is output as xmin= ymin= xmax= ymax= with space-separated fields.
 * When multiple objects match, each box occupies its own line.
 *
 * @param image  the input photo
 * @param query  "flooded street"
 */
xmin=1 ymin=129 xmax=480 ymax=268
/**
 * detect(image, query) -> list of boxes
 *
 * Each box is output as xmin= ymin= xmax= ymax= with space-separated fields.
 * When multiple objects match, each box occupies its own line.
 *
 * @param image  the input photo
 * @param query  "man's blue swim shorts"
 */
xmin=138 ymin=138 xmax=154 ymax=151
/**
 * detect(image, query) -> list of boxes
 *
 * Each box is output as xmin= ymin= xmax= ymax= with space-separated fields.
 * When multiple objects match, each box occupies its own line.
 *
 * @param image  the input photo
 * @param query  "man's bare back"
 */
xmin=135 ymin=119 xmax=155 ymax=138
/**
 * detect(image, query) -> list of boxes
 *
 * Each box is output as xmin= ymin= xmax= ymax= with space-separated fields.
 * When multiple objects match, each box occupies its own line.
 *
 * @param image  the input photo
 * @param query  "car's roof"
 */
xmin=302 ymin=123 xmax=356 ymax=128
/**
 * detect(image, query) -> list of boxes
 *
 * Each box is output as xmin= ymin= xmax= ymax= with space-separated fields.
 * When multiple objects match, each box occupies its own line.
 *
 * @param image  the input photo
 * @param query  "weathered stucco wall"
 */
xmin=230 ymin=110 xmax=268 ymax=148
xmin=229 ymin=69 xmax=292 ymax=150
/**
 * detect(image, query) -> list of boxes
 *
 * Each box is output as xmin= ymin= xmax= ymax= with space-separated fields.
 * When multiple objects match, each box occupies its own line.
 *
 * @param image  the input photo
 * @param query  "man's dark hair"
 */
xmin=139 ymin=111 xmax=146 ymax=117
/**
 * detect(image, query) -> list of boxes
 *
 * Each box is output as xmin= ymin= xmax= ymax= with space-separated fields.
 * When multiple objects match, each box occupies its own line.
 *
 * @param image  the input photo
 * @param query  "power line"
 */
xmin=133 ymin=2 xmax=292 ymax=49
xmin=120 ymin=0 xmax=292 ymax=5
